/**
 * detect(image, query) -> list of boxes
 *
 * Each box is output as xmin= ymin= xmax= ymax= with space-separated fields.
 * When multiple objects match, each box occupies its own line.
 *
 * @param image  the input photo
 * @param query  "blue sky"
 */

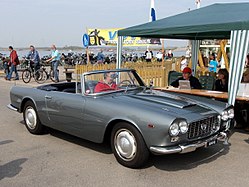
xmin=1 ymin=0 xmax=248 ymax=47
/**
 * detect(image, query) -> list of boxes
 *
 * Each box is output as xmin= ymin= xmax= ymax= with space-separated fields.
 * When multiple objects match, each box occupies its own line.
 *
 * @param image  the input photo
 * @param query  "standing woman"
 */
xmin=214 ymin=68 xmax=229 ymax=92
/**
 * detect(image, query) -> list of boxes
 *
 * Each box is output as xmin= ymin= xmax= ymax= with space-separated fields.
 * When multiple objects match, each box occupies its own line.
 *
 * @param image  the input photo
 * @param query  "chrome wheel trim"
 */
xmin=114 ymin=129 xmax=137 ymax=161
xmin=25 ymin=107 xmax=37 ymax=130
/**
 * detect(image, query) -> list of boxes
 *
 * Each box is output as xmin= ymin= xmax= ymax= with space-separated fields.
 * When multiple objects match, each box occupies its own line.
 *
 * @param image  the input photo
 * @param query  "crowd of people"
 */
xmin=170 ymin=53 xmax=249 ymax=132
xmin=2 ymin=44 xmax=60 ymax=82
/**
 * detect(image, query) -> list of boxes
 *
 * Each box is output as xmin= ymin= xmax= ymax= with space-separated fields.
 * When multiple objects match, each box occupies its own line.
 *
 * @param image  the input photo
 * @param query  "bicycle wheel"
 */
xmin=49 ymin=69 xmax=56 ymax=82
xmin=34 ymin=69 xmax=47 ymax=84
xmin=22 ymin=69 xmax=32 ymax=83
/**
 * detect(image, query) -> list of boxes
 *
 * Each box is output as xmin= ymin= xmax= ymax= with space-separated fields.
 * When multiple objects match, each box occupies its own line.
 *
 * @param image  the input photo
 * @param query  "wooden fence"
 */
xmin=75 ymin=61 xmax=173 ymax=87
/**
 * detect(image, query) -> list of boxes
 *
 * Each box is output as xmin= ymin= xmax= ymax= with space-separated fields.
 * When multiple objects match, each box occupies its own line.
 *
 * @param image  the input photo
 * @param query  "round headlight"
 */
xmin=228 ymin=108 xmax=234 ymax=119
xmin=221 ymin=111 xmax=229 ymax=121
xmin=169 ymin=123 xmax=179 ymax=136
xmin=179 ymin=121 xmax=188 ymax=134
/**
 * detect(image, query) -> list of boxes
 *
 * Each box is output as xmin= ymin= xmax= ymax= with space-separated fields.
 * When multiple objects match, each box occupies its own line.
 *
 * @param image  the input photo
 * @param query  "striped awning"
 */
xmin=228 ymin=30 xmax=249 ymax=105
xmin=191 ymin=40 xmax=200 ymax=75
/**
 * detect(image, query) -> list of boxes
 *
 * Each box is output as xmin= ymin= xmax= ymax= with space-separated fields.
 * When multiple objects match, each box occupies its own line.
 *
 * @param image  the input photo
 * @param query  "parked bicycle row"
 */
xmin=1 ymin=45 xmax=175 ymax=84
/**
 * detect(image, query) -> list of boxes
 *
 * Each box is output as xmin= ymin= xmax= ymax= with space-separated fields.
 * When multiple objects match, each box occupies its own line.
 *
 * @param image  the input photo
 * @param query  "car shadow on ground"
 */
xmin=19 ymin=120 xmax=234 ymax=169
xmin=19 ymin=120 xmax=233 ymax=169
xmin=47 ymin=127 xmax=231 ymax=170
xmin=47 ymin=128 xmax=112 ymax=154
xmin=146 ymin=130 xmax=234 ymax=171
xmin=148 ymin=143 xmax=230 ymax=171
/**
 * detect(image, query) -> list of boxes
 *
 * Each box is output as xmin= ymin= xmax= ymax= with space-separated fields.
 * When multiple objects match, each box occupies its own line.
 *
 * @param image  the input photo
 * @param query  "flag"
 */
xmin=195 ymin=0 xmax=201 ymax=9
xmin=147 ymin=0 xmax=160 ymax=44
xmin=150 ymin=0 xmax=156 ymax=22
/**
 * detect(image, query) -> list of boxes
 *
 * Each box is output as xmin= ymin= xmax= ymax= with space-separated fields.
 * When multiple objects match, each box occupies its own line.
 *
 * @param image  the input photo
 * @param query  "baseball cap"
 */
xmin=182 ymin=67 xmax=192 ymax=74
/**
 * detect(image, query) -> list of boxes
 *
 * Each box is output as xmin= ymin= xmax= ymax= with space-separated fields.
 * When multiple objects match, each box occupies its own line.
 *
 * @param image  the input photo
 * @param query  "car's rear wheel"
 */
xmin=111 ymin=122 xmax=149 ymax=168
xmin=23 ymin=101 xmax=44 ymax=134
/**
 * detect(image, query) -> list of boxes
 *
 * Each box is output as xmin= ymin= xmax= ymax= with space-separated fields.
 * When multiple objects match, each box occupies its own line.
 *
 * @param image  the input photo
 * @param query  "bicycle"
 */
xmin=21 ymin=58 xmax=47 ymax=84
xmin=40 ymin=60 xmax=58 ymax=83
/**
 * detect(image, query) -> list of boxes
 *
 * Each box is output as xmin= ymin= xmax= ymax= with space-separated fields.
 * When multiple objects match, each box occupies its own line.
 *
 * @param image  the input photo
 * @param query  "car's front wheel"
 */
xmin=23 ymin=101 xmax=44 ymax=134
xmin=111 ymin=122 xmax=149 ymax=168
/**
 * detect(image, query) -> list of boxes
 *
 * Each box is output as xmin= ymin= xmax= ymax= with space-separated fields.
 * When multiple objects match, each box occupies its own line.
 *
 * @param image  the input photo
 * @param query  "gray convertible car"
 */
xmin=8 ymin=69 xmax=234 ymax=168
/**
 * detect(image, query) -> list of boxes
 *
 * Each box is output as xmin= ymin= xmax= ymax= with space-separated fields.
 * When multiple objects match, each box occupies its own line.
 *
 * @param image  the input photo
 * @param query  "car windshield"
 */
xmin=83 ymin=70 xmax=146 ymax=94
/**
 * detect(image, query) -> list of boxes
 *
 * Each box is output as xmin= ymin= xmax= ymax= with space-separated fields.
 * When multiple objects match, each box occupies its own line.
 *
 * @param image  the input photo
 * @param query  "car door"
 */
xmin=45 ymin=91 xmax=86 ymax=137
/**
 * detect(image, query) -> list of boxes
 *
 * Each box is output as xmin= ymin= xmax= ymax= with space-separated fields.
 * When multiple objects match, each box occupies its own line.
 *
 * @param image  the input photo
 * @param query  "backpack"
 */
xmin=15 ymin=56 xmax=20 ymax=65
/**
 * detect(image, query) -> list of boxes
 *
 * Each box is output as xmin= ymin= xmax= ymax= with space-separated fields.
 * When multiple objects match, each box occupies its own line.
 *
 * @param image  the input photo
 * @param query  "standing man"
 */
xmin=46 ymin=44 xmax=60 ymax=82
xmin=97 ymin=49 xmax=105 ymax=64
xmin=156 ymin=49 xmax=163 ymax=62
xmin=167 ymin=49 xmax=173 ymax=59
xmin=27 ymin=45 xmax=40 ymax=72
xmin=145 ymin=48 xmax=153 ymax=62
xmin=6 ymin=46 xmax=19 ymax=81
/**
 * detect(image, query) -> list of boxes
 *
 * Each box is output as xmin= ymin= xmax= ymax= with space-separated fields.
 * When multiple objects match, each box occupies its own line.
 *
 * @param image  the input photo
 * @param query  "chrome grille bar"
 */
xmin=188 ymin=115 xmax=219 ymax=139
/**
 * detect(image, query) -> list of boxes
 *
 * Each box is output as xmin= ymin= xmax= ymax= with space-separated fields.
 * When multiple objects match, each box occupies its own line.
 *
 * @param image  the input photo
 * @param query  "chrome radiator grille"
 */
xmin=188 ymin=115 xmax=219 ymax=139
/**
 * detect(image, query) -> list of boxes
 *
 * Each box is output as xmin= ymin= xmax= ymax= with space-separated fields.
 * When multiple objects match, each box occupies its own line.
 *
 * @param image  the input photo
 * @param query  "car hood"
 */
xmin=129 ymin=92 xmax=196 ymax=109
xmin=111 ymin=90 xmax=218 ymax=117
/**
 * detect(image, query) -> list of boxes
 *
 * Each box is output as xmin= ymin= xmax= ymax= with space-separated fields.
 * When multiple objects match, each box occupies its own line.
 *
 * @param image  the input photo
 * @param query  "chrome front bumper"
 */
xmin=7 ymin=104 xmax=18 ymax=112
xmin=150 ymin=132 xmax=227 ymax=155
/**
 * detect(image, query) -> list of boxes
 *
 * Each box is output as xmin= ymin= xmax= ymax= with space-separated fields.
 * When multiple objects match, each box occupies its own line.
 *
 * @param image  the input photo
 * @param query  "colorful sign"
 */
xmin=82 ymin=34 xmax=89 ymax=47
xmin=87 ymin=28 xmax=161 ymax=46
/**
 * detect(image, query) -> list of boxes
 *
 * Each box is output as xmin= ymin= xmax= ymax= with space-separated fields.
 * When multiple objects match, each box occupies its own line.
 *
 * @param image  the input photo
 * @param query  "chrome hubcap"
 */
xmin=114 ymin=129 xmax=137 ymax=161
xmin=25 ymin=107 xmax=37 ymax=130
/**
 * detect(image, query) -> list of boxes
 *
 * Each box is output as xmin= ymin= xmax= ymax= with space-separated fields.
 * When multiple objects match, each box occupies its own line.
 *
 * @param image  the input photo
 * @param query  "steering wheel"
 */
xmin=118 ymin=80 xmax=132 ymax=87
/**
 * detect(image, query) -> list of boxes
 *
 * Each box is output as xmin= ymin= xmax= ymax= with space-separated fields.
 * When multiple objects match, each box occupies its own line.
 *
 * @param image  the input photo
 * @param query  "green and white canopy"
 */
xmin=118 ymin=3 xmax=249 ymax=40
xmin=117 ymin=2 xmax=249 ymax=105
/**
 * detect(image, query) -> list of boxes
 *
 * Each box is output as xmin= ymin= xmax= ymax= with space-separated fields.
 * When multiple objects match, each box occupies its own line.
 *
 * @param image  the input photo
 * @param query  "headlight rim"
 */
xmin=169 ymin=119 xmax=188 ymax=136
xmin=169 ymin=123 xmax=180 ymax=136
xmin=221 ymin=110 xmax=229 ymax=121
xmin=228 ymin=108 xmax=234 ymax=119
xmin=179 ymin=121 xmax=189 ymax=134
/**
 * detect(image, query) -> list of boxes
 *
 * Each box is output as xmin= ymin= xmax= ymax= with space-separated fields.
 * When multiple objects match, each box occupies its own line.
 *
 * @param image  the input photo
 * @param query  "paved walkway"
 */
xmin=0 ymin=66 xmax=77 ymax=87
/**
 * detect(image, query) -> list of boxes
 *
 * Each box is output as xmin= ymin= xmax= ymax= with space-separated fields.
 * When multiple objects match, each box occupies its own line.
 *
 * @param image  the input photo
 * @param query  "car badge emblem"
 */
xmin=201 ymin=124 xmax=207 ymax=131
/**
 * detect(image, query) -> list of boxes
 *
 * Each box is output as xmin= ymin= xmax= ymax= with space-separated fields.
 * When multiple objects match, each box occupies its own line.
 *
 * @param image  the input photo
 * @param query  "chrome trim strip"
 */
xmin=7 ymin=104 xmax=18 ymax=112
xmin=150 ymin=132 xmax=227 ymax=155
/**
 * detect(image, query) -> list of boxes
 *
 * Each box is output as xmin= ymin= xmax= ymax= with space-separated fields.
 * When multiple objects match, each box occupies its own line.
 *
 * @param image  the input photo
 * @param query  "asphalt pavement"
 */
xmin=0 ymin=74 xmax=249 ymax=187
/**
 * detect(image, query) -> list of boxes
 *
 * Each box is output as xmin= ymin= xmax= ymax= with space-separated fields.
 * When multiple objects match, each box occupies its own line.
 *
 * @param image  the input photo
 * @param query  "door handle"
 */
xmin=45 ymin=96 xmax=52 ymax=99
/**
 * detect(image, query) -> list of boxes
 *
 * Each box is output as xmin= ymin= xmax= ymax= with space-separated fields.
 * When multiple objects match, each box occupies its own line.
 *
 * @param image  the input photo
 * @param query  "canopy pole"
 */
xmin=228 ymin=30 xmax=249 ymax=105
xmin=191 ymin=40 xmax=200 ymax=75
xmin=116 ymin=36 xmax=123 ymax=69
